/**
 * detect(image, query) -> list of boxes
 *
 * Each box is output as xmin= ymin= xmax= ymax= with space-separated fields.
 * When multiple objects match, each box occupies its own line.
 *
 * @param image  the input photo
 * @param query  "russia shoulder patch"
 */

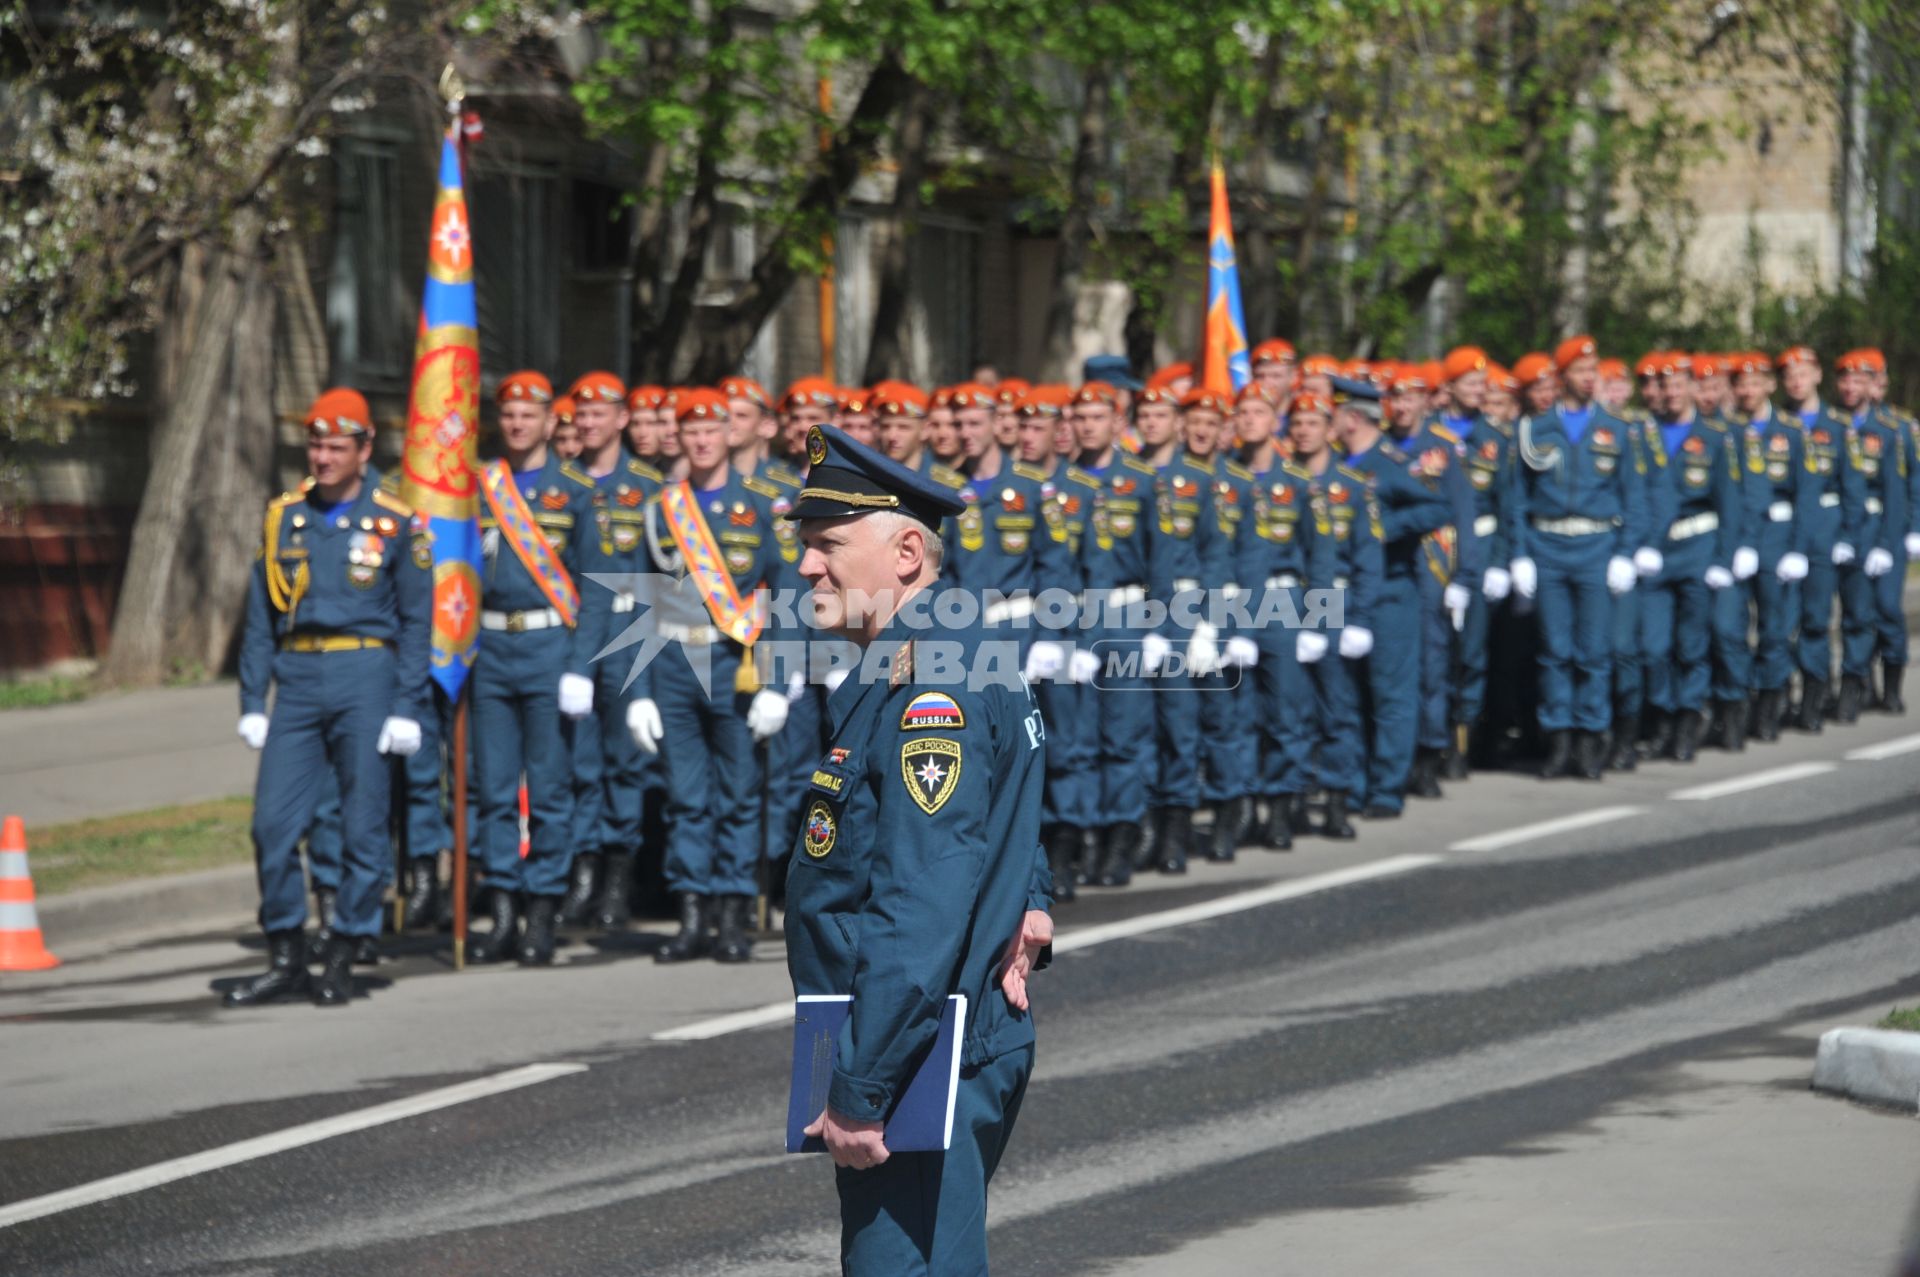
xmin=900 ymin=690 xmax=965 ymax=730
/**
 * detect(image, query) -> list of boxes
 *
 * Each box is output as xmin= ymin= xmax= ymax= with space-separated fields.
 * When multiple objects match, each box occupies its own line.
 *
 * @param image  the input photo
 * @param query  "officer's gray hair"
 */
xmin=869 ymin=510 xmax=944 ymax=575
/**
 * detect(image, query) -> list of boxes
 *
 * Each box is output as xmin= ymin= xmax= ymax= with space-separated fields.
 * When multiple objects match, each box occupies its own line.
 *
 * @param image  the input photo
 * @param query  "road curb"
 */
xmin=1811 ymin=1026 xmax=1920 ymax=1111
xmin=36 ymin=864 xmax=258 ymax=952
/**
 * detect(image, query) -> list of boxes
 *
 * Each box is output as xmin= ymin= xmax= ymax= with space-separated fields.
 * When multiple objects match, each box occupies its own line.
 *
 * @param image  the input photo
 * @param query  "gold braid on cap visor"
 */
xmin=797 ymin=487 xmax=900 ymax=510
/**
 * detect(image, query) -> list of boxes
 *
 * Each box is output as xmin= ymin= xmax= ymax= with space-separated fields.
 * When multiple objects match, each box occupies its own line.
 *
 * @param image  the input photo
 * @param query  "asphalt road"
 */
xmin=4 ymin=711 xmax=1920 ymax=1275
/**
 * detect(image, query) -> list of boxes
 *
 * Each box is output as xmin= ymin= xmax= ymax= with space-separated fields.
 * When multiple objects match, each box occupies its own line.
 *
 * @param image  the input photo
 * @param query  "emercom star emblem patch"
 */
xmin=900 ymin=737 xmax=962 ymax=815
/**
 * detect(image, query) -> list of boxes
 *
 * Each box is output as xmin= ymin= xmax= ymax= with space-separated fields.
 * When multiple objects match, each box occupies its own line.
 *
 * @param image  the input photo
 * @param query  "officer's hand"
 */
xmin=1024 ymin=640 xmax=1067 ymax=682
xmin=1186 ymin=622 xmax=1221 ymax=677
xmin=1510 ymin=557 xmax=1538 ymax=600
xmin=1703 ymin=565 xmax=1735 ymax=591
xmin=786 ymin=670 xmax=808 ymax=703
xmin=1338 ymin=625 xmax=1374 ymax=659
xmin=376 ymin=716 xmax=423 ymax=757
xmin=1833 ymin=541 xmax=1856 ymax=566
xmin=1776 ymin=550 xmax=1810 ymax=583
xmin=803 ymin=1107 xmax=889 ymax=1171
xmin=1000 ymin=908 xmax=1054 ymax=1012
xmin=237 ymin=713 xmax=269 ymax=750
xmin=1142 ymin=631 xmax=1172 ymax=674
xmin=1865 ymin=547 xmax=1895 ymax=578
xmin=1483 ymin=566 xmax=1512 ymax=602
xmin=1224 ymin=636 xmax=1259 ymax=669
xmin=1295 ymin=630 xmax=1329 ymax=664
xmin=627 ymin=698 xmax=664 ymax=754
xmin=1068 ymin=648 xmax=1101 ymax=684
xmin=557 ymin=673 xmax=595 ymax=719
xmin=1632 ymin=547 xmax=1664 ymax=579
xmin=824 ymin=666 xmax=852 ymax=693
xmin=1606 ymin=556 xmax=1637 ymax=596
xmin=1731 ymin=546 xmax=1760 ymax=580
xmin=1906 ymin=532 xmax=1920 ymax=560
xmin=746 ymin=688 xmax=789 ymax=742
xmin=1443 ymin=582 xmax=1471 ymax=632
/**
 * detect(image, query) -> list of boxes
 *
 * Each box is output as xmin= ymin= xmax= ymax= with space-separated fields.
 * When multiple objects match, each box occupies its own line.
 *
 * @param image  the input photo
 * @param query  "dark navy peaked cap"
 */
xmin=785 ymin=424 xmax=965 ymax=531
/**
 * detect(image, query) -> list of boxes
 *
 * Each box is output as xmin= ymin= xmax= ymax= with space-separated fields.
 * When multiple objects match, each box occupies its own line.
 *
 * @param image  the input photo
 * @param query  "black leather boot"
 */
xmin=1261 ymin=795 xmax=1294 ymax=851
xmin=713 ymin=894 xmax=754 ymax=964
xmin=1208 ymin=798 xmax=1250 ymax=862
xmin=1096 ymin=823 xmax=1139 ymax=887
xmin=1753 ymin=687 xmax=1784 ymax=741
xmin=1135 ymin=809 xmax=1163 ymax=871
xmin=1837 ymin=674 xmax=1866 ymax=725
xmin=223 ymin=929 xmax=311 ymax=1007
xmin=1157 ymin=808 xmax=1193 ymax=874
xmin=1286 ymin=794 xmax=1312 ymax=837
xmin=312 ymin=933 xmax=355 ymax=1007
xmin=1079 ymin=828 xmax=1101 ymax=884
xmin=1319 ymin=791 xmax=1357 ymax=840
xmin=517 ymin=894 xmax=559 ymax=965
xmin=466 ymin=889 xmax=520 ymax=964
xmin=1410 ymin=750 xmax=1443 ymax=799
xmin=558 ymin=851 xmax=600 ymax=927
xmin=1573 ymin=730 xmax=1606 ymax=779
xmin=1673 ymin=710 xmax=1701 ymax=763
xmin=1607 ymin=713 xmax=1639 ymax=771
xmin=1795 ymin=678 xmax=1827 ymax=732
xmin=1884 ymin=664 xmax=1907 ymax=715
xmin=401 ymin=857 xmax=439 ymax=930
xmin=593 ymin=853 xmax=635 ymax=929
xmin=1720 ymin=696 xmax=1748 ymax=751
xmin=1045 ymin=825 xmax=1079 ymax=902
xmin=1540 ymin=730 xmax=1572 ymax=780
xmin=1443 ymin=724 xmax=1471 ymax=780
xmin=1644 ymin=710 xmax=1674 ymax=759
xmin=309 ymin=884 xmax=338 ymax=960
xmin=654 ymin=892 xmax=711 ymax=963
xmin=351 ymin=935 xmax=380 ymax=965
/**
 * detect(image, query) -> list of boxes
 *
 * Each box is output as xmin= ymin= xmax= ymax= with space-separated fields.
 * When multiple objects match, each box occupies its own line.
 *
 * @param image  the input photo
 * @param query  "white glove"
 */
xmin=1865 ymin=547 xmax=1895 ymax=578
xmin=1444 ymin=582 xmax=1471 ymax=632
xmin=1731 ymin=546 xmax=1759 ymax=580
xmin=1633 ymin=547 xmax=1664 ymax=578
xmin=1024 ymin=640 xmax=1066 ymax=682
xmin=1833 ymin=541 xmax=1856 ymax=566
xmin=1187 ymin=622 xmax=1221 ymax=677
xmin=1510 ymin=557 xmax=1538 ymax=600
xmin=237 ymin=713 xmax=269 ymax=750
xmin=1295 ymin=631 xmax=1329 ymax=664
xmin=746 ymin=688 xmax=789 ymax=742
xmin=376 ymin=716 xmax=423 ymax=757
xmin=786 ymin=671 xmax=807 ymax=703
xmin=1339 ymin=625 xmax=1375 ymax=659
xmin=1703 ymin=565 xmax=1735 ymax=591
xmin=1776 ymin=551 xmax=1809 ymax=583
xmin=1224 ymin=636 xmax=1259 ymax=668
xmin=627 ymin=698 xmax=664 ymax=754
xmin=1142 ymin=631 xmax=1172 ymax=674
xmin=557 ymin=672 xmax=595 ymax=719
xmin=1069 ymin=648 xmax=1100 ymax=683
xmin=824 ymin=666 xmax=852 ymax=693
xmin=1906 ymin=532 xmax=1920 ymax=559
xmin=1483 ymin=566 xmax=1512 ymax=602
xmin=1607 ymin=556 xmax=1637 ymax=596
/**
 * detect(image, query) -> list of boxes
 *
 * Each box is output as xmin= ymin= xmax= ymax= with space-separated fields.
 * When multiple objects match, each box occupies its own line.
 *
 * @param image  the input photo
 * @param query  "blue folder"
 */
xmin=785 ymin=994 xmax=967 ymax=1153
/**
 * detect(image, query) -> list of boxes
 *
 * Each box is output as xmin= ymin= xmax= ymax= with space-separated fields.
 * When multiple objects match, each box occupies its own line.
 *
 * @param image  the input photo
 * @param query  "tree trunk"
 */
xmin=862 ymin=77 xmax=936 ymax=385
xmin=1039 ymin=69 xmax=1109 ymax=382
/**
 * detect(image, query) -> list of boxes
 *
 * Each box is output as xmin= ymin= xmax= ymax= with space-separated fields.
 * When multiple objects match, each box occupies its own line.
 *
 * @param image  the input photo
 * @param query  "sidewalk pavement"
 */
xmin=0 ymin=680 xmax=254 ymax=828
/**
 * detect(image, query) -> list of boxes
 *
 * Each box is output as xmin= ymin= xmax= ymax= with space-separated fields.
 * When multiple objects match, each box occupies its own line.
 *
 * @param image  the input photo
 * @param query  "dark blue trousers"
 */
xmin=1151 ymin=625 xmax=1202 ymax=809
xmin=1414 ymin=568 xmax=1451 ymax=749
xmin=1611 ymin=585 xmax=1642 ymax=722
xmin=1253 ymin=595 xmax=1313 ymax=797
xmin=1092 ymin=642 xmax=1154 ymax=826
xmin=1874 ymin=552 xmax=1910 ymax=668
xmin=1359 ymin=577 xmax=1421 ymax=811
xmin=1309 ymin=649 xmax=1365 ymax=796
xmin=1454 ymin=591 xmax=1493 ymax=728
xmin=570 ymin=656 xmax=644 ymax=861
xmin=655 ymin=642 xmax=761 ymax=898
xmin=1643 ymin=569 xmax=1713 ymax=713
xmin=1797 ymin=521 xmax=1842 ymax=682
xmin=1036 ymin=678 xmax=1097 ymax=828
xmin=471 ymin=627 xmax=572 ymax=897
xmin=1198 ymin=668 xmax=1254 ymax=804
xmin=250 ymin=648 xmax=393 ymax=938
xmin=1532 ymin=533 xmax=1613 ymax=733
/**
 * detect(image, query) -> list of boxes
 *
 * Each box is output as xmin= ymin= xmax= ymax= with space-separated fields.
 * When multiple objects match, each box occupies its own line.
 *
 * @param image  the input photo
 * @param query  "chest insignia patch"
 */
xmin=901 ymin=738 xmax=962 ymax=815
xmin=803 ymin=800 xmax=837 ymax=859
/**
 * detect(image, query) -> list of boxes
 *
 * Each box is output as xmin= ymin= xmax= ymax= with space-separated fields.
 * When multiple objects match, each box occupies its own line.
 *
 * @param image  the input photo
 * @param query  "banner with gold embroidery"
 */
xmin=660 ymin=481 xmax=763 ymax=646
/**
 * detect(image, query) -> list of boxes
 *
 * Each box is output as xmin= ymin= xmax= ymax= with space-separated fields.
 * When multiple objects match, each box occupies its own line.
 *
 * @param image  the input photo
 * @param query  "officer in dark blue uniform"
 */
xmin=1331 ymin=378 xmax=1453 ymax=817
xmin=1693 ymin=355 xmax=1762 ymax=751
xmin=781 ymin=424 xmax=1053 ymax=1277
xmin=1835 ymin=349 xmax=1908 ymax=722
xmin=469 ymin=371 xmax=609 ymax=965
xmin=626 ymin=388 xmax=796 ymax=965
xmin=1728 ymin=353 xmax=1814 ymax=739
xmin=1508 ymin=337 xmax=1652 ymax=779
xmin=230 ymin=388 xmax=430 ymax=1007
xmin=1444 ymin=359 xmax=1517 ymax=774
xmin=1868 ymin=352 xmax=1918 ymax=712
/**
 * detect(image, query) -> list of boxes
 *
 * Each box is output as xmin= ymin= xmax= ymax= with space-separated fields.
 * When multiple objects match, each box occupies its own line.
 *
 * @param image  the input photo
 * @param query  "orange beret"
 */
xmin=674 ymin=388 xmax=729 ymax=422
xmin=1018 ymin=385 xmax=1073 ymax=416
xmin=305 ymin=387 xmax=372 ymax=437
xmin=947 ymin=382 xmax=997 ymax=410
xmin=1144 ymin=362 xmax=1193 ymax=392
xmin=1596 ymin=358 xmax=1627 ymax=380
xmin=1690 ymin=353 xmax=1721 ymax=378
xmin=1073 ymin=381 xmax=1118 ymax=406
xmin=779 ymin=377 xmax=840 ymax=412
xmin=1251 ymin=339 xmax=1296 ymax=365
xmin=1653 ymin=351 xmax=1692 ymax=378
xmin=1777 ymin=345 xmax=1818 ymax=370
xmin=626 ymin=384 xmax=668 ymax=411
xmin=1179 ymin=387 xmax=1232 ymax=415
xmin=551 ymin=394 xmax=576 ymax=424
xmin=930 ymin=386 xmax=956 ymax=410
xmin=837 ymin=386 xmax=874 ymax=414
xmin=1236 ymin=383 xmax=1281 ymax=408
xmin=1442 ymin=346 xmax=1490 ymax=382
xmin=1727 ymin=351 xmax=1772 ymax=375
xmin=1135 ymin=386 xmax=1181 ymax=406
xmin=1299 ymin=354 xmax=1341 ymax=377
xmin=874 ymin=382 xmax=929 ymax=417
xmin=1554 ymin=335 xmax=1598 ymax=369
xmin=1393 ymin=363 xmax=1431 ymax=392
xmin=1487 ymin=361 xmax=1519 ymax=392
xmin=1289 ymin=393 xmax=1331 ymax=417
xmin=1512 ymin=353 xmax=1554 ymax=384
xmin=496 ymin=371 xmax=553 ymax=405
xmin=572 ymin=371 xmax=627 ymax=404
xmin=1633 ymin=352 xmax=1661 ymax=379
xmin=1860 ymin=347 xmax=1887 ymax=372
xmin=720 ymin=376 xmax=770 ymax=409
xmin=995 ymin=377 xmax=1031 ymax=405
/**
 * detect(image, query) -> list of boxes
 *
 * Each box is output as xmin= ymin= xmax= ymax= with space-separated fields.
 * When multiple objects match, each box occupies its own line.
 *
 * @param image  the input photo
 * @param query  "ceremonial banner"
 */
xmin=400 ymin=121 xmax=484 ymax=697
xmin=1200 ymin=156 xmax=1251 ymax=396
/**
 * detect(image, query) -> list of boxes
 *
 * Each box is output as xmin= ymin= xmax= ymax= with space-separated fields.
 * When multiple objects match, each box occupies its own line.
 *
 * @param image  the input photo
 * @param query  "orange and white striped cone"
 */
xmin=0 ymin=814 xmax=60 ymax=971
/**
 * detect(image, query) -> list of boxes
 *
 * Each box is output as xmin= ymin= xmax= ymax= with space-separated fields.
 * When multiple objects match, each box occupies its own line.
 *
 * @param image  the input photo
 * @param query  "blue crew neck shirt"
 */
xmin=1561 ymin=405 xmax=1593 ymax=445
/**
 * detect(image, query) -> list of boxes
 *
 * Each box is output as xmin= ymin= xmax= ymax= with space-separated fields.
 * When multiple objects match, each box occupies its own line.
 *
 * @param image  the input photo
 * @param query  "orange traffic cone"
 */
xmin=0 ymin=814 xmax=59 ymax=971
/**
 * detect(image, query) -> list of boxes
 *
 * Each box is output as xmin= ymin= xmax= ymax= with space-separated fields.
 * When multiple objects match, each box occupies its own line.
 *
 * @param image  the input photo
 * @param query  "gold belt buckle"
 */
xmin=505 ymin=612 xmax=527 ymax=634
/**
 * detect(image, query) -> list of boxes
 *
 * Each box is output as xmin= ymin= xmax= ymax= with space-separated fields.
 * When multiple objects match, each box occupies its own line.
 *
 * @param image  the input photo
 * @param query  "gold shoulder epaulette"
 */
xmin=1010 ymin=461 xmax=1048 ymax=483
xmin=1379 ymin=440 xmax=1407 ymax=462
xmin=1430 ymin=423 xmax=1461 ymax=445
xmin=741 ymin=473 xmax=780 ymax=498
xmin=761 ymin=460 xmax=803 ymax=488
xmin=1335 ymin=463 xmax=1368 ymax=482
xmin=1281 ymin=460 xmax=1312 ymax=480
xmin=626 ymin=457 xmax=665 ymax=483
xmin=1225 ymin=459 xmax=1254 ymax=481
xmin=1064 ymin=464 xmax=1099 ymax=487
xmin=1120 ymin=453 xmax=1155 ymax=475
xmin=371 ymin=487 xmax=414 ymax=519
xmin=928 ymin=463 xmax=968 ymax=489
xmin=559 ymin=461 xmax=595 ymax=488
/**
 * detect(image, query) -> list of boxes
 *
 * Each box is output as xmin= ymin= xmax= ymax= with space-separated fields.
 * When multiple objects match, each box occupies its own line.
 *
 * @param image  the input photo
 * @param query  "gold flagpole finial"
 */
xmin=438 ymin=63 xmax=467 ymax=110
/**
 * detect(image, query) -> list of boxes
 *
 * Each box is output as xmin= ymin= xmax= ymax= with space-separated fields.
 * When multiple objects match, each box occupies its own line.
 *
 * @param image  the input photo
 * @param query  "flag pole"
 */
xmin=451 ymin=686 xmax=469 ymax=971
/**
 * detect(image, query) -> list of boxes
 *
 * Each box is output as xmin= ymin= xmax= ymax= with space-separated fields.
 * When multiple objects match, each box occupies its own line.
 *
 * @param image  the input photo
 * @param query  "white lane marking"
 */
xmin=1845 ymin=732 xmax=1920 ymax=762
xmin=655 ymin=854 xmax=1445 ymax=1042
xmin=0 ymin=1062 xmax=586 ymax=1231
xmin=1448 ymin=806 xmax=1645 ymax=854
xmin=1669 ymin=761 xmax=1836 ymax=802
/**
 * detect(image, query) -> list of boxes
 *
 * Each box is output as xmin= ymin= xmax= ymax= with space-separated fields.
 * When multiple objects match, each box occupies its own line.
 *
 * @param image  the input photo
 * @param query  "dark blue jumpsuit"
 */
xmin=1302 ymin=464 xmax=1385 ymax=800
xmin=1840 ymin=408 xmax=1908 ymax=679
xmin=1795 ymin=402 xmax=1866 ymax=686
xmin=1148 ymin=451 xmax=1233 ymax=811
xmin=1239 ymin=460 xmax=1320 ymax=803
xmin=1642 ymin=416 xmax=1740 ymax=715
xmin=1738 ymin=405 xmax=1820 ymax=692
